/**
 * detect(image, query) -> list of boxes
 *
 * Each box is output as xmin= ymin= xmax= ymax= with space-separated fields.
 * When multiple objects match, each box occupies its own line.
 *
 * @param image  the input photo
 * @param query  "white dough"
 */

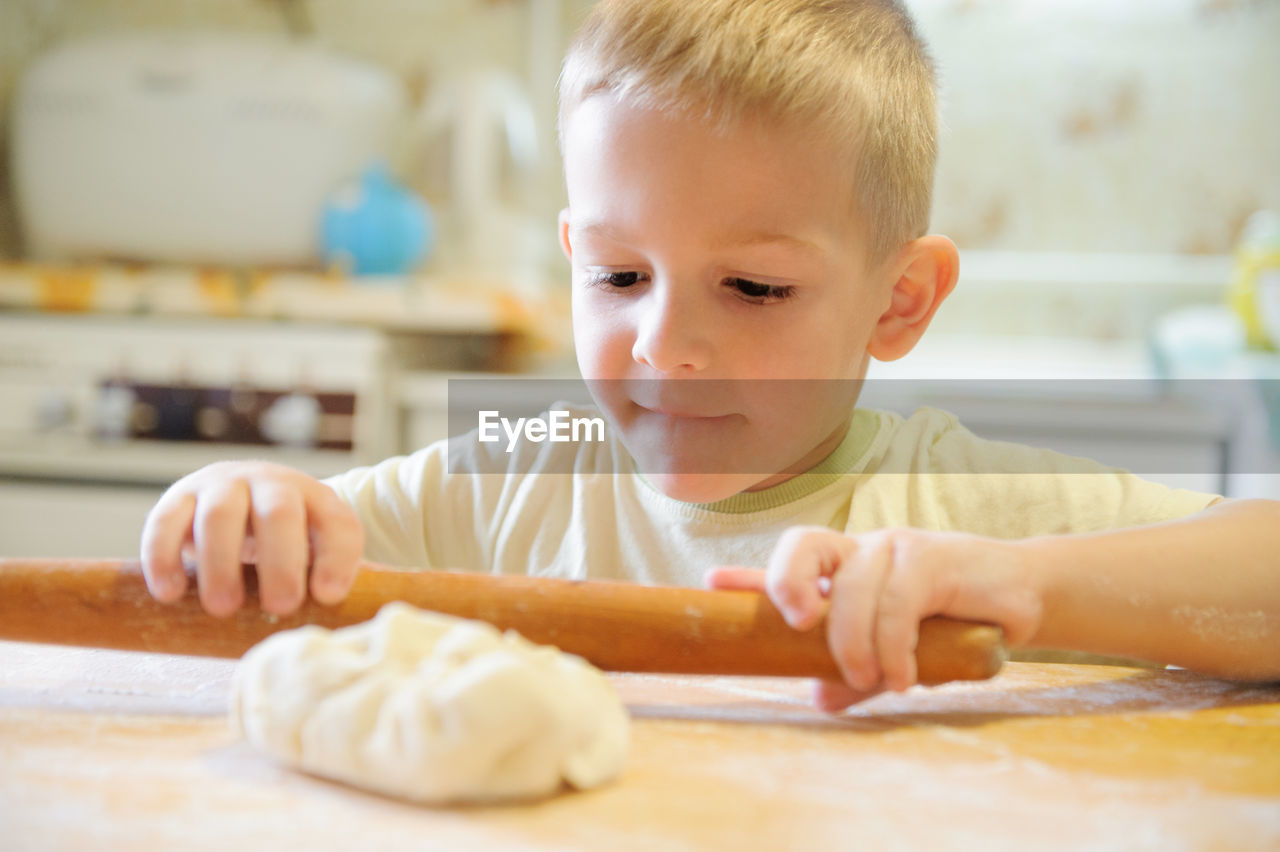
xmin=230 ymin=602 xmax=630 ymax=803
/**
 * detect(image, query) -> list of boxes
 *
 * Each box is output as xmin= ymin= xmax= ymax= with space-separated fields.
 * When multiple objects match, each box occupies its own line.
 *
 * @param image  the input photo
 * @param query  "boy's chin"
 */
xmin=643 ymin=472 xmax=764 ymax=505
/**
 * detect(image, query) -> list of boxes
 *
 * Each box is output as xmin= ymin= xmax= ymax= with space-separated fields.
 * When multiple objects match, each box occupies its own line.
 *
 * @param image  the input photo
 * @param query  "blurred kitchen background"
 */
xmin=0 ymin=0 xmax=1277 ymax=557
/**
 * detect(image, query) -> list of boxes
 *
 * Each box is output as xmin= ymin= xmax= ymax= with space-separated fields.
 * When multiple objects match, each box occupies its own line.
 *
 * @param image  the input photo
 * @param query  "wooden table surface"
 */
xmin=2 ymin=640 xmax=1278 ymax=851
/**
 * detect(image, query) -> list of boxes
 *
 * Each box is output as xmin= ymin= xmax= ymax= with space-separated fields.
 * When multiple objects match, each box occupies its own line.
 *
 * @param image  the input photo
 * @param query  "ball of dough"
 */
xmin=230 ymin=602 xmax=630 ymax=803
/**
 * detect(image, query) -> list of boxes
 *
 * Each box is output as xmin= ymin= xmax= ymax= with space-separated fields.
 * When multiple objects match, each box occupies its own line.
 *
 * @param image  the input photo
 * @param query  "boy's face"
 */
xmin=559 ymin=94 xmax=896 ymax=503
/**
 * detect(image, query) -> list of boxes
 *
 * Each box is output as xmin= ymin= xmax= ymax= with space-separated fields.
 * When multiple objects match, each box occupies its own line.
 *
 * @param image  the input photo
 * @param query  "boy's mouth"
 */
xmin=634 ymin=402 xmax=736 ymax=421
xmin=623 ymin=381 xmax=743 ymax=422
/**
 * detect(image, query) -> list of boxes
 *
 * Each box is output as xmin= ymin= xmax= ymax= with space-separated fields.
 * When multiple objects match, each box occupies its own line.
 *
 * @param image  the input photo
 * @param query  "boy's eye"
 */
xmin=726 ymin=277 xmax=796 ymax=304
xmin=585 ymin=271 xmax=646 ymax=290
xmin=583 ymin=271 xmax=794 ymax=303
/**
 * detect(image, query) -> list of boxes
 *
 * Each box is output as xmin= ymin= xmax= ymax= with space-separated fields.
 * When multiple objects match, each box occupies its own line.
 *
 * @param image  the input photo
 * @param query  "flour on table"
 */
xmin=230 ymin=602 xmax=630 ymax=803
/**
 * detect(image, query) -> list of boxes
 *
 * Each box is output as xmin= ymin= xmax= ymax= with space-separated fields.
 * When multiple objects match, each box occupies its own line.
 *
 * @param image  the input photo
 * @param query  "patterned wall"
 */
xmin=915 ymin=0 xmax=1280 ymax=255
xmin=1 ymin=0 xmax=1276 ymax=263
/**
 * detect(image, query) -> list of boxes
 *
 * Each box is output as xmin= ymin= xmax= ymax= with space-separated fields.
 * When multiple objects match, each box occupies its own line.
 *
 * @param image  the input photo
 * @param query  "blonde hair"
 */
xmin=559 ymin=0 xmax=938 ymax=263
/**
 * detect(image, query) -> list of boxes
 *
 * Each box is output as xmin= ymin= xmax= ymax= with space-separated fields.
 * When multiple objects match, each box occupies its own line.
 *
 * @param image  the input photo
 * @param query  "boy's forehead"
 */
xmin=563 ymin=93 xmax=867 ymax=257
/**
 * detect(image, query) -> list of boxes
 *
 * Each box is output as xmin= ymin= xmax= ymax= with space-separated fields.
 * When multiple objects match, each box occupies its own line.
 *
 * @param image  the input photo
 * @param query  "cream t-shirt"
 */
xmin=324 ymin=406 xmax=1219 ymax=587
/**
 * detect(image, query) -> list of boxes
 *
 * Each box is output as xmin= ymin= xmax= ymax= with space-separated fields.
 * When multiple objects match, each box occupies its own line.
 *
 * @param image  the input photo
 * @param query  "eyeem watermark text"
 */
xmin=478 ymin=409 xmax=606 ymax=452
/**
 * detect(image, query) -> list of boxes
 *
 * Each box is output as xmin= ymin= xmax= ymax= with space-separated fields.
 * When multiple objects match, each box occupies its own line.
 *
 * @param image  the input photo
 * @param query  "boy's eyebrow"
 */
xmin=713 ymin=230 xmax=826 ymax=257
xmin=574 ymin=222 xmax=826 ymax=258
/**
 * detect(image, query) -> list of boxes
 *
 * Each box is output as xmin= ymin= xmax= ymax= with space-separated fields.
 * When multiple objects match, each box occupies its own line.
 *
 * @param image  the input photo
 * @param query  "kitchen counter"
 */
xmin=0 ymin=262 xmax=553 ymax=335
xmin=2 ymin=641 xmax=1278 ymax=850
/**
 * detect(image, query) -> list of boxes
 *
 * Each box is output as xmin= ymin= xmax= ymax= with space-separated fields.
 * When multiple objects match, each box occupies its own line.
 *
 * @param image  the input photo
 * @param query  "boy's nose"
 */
xmin=630 ymin=283 xmax=711 ymax=374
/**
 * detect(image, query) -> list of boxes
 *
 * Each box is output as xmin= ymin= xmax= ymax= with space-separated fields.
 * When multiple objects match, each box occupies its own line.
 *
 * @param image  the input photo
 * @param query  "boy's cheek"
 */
xmin=571 ymin=308 xmax=634 ymax=381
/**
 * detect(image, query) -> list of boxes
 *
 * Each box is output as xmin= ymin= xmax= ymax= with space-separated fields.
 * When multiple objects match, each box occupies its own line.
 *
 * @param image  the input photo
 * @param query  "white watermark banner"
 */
xmin=444 ymin=378 xmax=1280 ymax=482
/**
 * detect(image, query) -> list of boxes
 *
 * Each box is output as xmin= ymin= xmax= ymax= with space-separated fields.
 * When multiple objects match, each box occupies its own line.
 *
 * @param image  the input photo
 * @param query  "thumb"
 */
xmin=766 ymin=527 xmax=857 ymax=631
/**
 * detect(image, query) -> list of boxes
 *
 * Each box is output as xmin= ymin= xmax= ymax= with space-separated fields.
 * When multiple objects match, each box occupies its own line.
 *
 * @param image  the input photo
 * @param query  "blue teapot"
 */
xmin=320 ymin=163 xmax=433 ymax=277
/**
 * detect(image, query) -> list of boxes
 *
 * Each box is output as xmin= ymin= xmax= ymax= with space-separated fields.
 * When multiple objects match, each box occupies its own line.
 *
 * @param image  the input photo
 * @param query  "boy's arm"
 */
xmin=1025 ymin=496 xmax=1280 ymax=681
xmin=710 ymin=498 xmax=1280 ymax=710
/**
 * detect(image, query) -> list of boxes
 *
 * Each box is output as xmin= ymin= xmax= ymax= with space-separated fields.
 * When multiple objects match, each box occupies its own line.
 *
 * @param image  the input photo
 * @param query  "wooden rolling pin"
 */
xmin=0 ymin=558 xmax=1006 ymax=684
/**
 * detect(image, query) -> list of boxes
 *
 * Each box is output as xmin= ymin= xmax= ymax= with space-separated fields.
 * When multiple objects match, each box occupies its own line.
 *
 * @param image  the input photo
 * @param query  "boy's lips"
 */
xmin=633 ymin=402 xmax=735 ymax=420
xmin=623 ymin=382 xmax=742 ymax=421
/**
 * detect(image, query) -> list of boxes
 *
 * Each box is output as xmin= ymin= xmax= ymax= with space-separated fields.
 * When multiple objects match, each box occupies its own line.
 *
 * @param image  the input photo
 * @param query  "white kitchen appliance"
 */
xmin=11 ymin=33 xmax=407 ymax=266
xmin=0 ymin=312 xmax=394 ymax=558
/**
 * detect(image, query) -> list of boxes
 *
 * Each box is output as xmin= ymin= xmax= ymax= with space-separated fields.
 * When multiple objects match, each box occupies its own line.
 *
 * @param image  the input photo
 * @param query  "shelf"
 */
xmin=0 ymin=262 xmax=556 ymax=336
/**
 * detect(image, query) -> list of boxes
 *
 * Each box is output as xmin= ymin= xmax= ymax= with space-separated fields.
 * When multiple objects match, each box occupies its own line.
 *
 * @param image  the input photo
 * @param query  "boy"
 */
xmin=141 ymin=0 xmax=1279 ymax=711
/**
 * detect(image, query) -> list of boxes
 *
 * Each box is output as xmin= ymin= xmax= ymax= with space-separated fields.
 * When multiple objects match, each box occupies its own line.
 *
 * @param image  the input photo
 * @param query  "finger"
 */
xmin=826 ymin=536 xmax=893 ymax=692
xmin=140 ymin=489 xmax=196 ymax=603
xmin=870 ymin=537 xmax=942 ymax=690
xmin=765 ymin=527 xmax=855 ymax=630
xmin=812 ymin=679 xmax=884 ymax=713
xmin=248 ymin=480 xmax=309 ymax=615
xmin=192 ymin=479 xmax=251 ymax=617
xmin=874 ymin=564 xmax=930 ymax=692
xmin=705 ymin=566 xmax=767 ymax=592
xmin=305 ymin=484 xmax=363 ymax=605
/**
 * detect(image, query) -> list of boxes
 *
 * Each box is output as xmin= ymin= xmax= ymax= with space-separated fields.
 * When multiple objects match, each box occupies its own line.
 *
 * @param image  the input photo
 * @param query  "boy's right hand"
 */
xmin=140 ymin=461 xmax=364 ymax=617
xmin=708 ymin=526 xmax=1043 ymax=712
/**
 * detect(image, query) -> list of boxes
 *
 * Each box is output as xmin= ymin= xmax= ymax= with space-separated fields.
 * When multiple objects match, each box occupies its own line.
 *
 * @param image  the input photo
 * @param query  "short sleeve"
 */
xmin=863 ymin=408 xmax=1221 ymax=539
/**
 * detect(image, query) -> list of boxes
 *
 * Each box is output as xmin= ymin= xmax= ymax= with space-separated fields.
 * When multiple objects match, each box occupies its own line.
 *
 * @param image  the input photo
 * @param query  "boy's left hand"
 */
xmin=707 ymin=526 xmax=1043 ymax=711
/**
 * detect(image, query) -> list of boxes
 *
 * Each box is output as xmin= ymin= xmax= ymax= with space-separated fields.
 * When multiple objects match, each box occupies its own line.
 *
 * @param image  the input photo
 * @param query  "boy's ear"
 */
xmin=558 ymin=208 xmax=573 ymax=261
xmin=867 ymin=235 xmax=959 ymax=362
